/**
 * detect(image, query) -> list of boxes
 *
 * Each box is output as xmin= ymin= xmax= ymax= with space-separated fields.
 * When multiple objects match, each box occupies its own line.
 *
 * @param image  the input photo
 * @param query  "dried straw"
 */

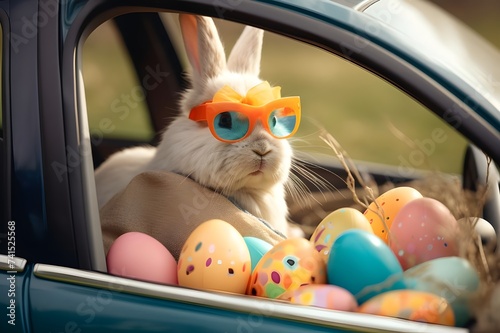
xmin=318 ymin=129 xmax=500 ymax=332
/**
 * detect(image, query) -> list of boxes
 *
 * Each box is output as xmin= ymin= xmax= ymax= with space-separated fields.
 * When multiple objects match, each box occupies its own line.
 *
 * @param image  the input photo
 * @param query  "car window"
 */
xmin=81 ymin=11 xmax=477 ymax=177
xmin=82 ymin=20 xmax=154 ymax=143
xmin=82 ymin=12 xmax=476 ymax=231
xmin=81 ymin=13 xmax=474 ymax=234
xmin=212 ymin=19 xmax=467 ymax=175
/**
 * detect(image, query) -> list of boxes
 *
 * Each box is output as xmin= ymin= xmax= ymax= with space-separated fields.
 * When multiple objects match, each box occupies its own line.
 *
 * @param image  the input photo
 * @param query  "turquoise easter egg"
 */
xmin=243 ymin=237 xmax=273 ymax=272
xmin=327 ymin=229 xmax=406 ymax=304
xmin=403 ymin=256 xmax=479 ymax=327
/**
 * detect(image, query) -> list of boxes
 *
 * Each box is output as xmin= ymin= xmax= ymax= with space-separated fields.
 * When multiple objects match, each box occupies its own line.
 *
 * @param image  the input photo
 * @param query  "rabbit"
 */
xmin=95 ymin=14 xmax=300 ymax=237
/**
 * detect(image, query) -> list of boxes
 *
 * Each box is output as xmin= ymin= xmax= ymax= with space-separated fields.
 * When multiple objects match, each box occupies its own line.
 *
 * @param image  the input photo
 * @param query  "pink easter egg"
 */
xmin=389 ymin=198 xmax=458 ymax=270
xmin=107 ymin=232 xmax=178 ymax=285
xmin=290 ymin=284 xmax=358 ymax=311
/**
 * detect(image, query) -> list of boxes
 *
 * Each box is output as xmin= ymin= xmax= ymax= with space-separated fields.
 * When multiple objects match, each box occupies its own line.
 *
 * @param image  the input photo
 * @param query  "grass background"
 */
xmin=82 ymin=1 xmax=500 ymax=173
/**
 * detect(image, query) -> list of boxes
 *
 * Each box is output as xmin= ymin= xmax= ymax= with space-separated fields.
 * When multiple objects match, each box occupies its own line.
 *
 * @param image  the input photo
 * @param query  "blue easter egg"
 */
xmin=243 ymin=237 xmax=273 ymax=272
xmin=327 ymin=230 xmax=405 ymax=304
xmin=403 ymin=256 xmax=479 ymax=327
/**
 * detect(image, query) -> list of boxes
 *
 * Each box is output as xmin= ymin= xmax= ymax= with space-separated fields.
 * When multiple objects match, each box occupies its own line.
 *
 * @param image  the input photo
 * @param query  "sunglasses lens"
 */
xmin=214 ymin=111 xmax=249 ymax=141
xmin=268 ymin=107 xmax=298 ymax=138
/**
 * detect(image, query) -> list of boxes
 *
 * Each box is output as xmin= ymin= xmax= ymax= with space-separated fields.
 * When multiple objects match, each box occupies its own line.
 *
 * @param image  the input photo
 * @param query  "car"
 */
xmin=1 ymin=0 xmax=499 ymax=332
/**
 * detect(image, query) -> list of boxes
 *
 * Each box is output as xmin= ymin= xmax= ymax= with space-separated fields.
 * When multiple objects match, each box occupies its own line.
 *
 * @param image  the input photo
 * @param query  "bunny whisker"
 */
xmin=285 ymin=172 xmax=313 ymax=208
xmin=291 ymin=158 xmax=343 ymax=195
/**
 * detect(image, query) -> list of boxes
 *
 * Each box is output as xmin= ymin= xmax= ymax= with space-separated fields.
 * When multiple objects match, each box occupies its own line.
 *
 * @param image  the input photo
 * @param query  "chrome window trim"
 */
xmin=75 ymin=63 xmax=107 ymax=273
xmin=354 ymin=0 xmax=380 ymax=11
xmin=34 ymin=263 xmax=467 ymax=333
xmin=0 ymin=254 xmax=27 ymax=272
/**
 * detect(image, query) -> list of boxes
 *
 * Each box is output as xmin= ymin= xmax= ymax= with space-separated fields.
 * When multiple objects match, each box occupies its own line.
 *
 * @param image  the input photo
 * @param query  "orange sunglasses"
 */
xmin=189 ymin=97 xmax=301 ymax=143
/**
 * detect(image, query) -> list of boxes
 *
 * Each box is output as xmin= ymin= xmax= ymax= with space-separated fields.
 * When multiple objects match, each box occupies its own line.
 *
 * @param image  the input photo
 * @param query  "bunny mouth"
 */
xmin=249 ymin=170 xmax=263 ymax=176
xmin=249 ymin=159 xmax=266 ymax=176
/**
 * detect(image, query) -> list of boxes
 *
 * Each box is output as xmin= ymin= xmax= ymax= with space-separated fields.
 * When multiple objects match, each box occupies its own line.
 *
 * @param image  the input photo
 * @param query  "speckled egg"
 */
xmin=389 ymin=198 xmax=459 ymax=270
xmin=364 ymin=187 xmax=423 ymax=243
xmin=247 ymin=238 xmax=326 ymax=300
xmin=290 ymin=284 xmax=358 ymax=312
xmin=310 ymin=207 xmax=373 ymax=263
xmin=404 ymin=256 xmax=479 ymax=327
xmin=358 ymin=290 xmax=455 ymax=326
xmin=177 ymin=219 xmax=251 ymax=294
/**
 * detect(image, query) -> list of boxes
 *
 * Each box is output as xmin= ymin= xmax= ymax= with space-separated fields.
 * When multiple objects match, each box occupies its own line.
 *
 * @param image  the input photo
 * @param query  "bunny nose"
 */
xmin=253 ymin=148 xmax=271 ymax=157
xmin=252 ymin=140 xmax=272 ymax=157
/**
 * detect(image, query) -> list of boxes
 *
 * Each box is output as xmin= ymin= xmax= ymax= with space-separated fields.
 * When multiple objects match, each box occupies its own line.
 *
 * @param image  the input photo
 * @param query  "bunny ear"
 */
xmin=227 ymin=26 xmax=264 ymax=76
xmin=179 ymin=14 xmax=227 ymax=83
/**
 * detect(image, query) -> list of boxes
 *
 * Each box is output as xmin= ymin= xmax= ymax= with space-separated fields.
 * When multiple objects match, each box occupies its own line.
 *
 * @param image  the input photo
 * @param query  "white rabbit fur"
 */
xmin=95 ymin=15 xmax=296 ymax=236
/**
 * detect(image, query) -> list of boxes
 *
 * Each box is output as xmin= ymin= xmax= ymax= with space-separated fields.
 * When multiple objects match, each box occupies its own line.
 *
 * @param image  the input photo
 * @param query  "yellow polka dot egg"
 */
xmin=177 ymin=219 xmax=251 ymax=294
xmin=310 ymin=207 xmax=373 ymax=263
xmin=364 ymin=187 xmax=423 ymax=243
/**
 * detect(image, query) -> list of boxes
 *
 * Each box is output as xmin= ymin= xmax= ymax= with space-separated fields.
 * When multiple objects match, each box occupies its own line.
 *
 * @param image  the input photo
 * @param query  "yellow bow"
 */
xmin=212 ymin=81 xmax=281 ymax=106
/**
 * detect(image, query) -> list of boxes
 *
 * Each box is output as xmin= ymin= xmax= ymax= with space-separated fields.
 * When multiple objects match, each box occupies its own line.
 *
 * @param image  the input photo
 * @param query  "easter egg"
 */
xmin=177 ymin=219 xmax=251 ymax=294
xmin=247 ymin=238 xmax=326 ymax=300
xmin=327 ymin=230 xmax=405 ymax=304
xmin=389 ymin=198 xmax=459 ymax=270
xmin=290 ymin=284 xmax=358 ymax=312
xmin=107 ymin=232 xmax=177 ymax=285
xmin=458 ymin=217 xmax=497 ymax=246
xmin=244 ymin=237 xmax=273 ymax=272
xmin=358 ymin=290 xmax=455 ymax=326
xmin=363 ymin=187 xmax=423 ymax=243
xmin=310 ymin=207 xmax=373 ymax=263
xmin=404 ymin=256 xmax=479 ymax=327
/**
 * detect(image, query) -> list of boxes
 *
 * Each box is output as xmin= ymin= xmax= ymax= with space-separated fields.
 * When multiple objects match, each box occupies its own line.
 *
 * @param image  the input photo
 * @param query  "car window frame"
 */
xmin=61 ymin=0 xmax=498 ymax=270
xmin=0 ymin=7 xmax=10 ymax=250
